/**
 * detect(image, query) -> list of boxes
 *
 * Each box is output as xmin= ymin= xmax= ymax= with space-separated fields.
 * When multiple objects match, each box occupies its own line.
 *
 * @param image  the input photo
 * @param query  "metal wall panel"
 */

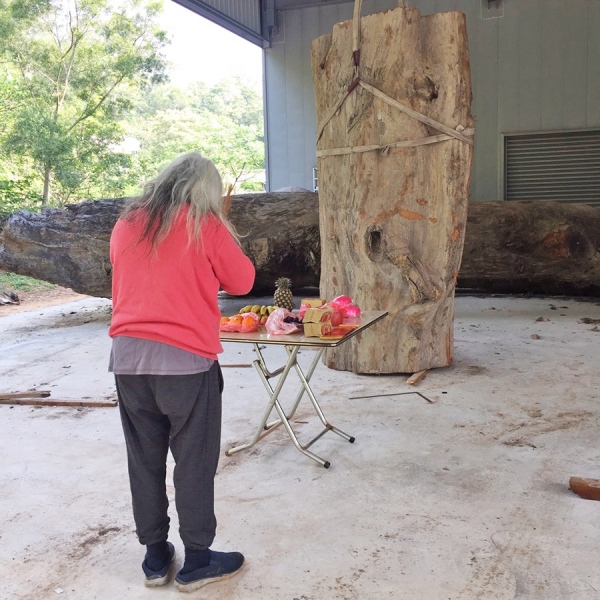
xmin=263 ymin=0 xmax=600 ymax=199
xmin=264 ymin=0 xmax=396 ymax=190
xmin=504 ymin=130 xmax=600 ymax=205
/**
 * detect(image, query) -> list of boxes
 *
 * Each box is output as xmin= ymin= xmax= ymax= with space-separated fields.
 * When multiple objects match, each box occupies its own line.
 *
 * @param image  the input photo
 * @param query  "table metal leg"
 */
xmin=290 ymin=350 xmax=355 ymax=445
xmin=225 ymin=343 xmax=355 ymax=468
xmin=225 ymin=345 xmax=299 ymax=457
xmin=265 ymin=346 xmax=323 ymax=429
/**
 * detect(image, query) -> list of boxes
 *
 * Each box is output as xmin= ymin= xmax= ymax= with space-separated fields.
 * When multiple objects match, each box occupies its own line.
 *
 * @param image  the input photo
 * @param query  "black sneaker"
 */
xmin=175 ymin=550 xmax=245 ymax=593
xmin=142 ymin=541 xmax=176 ymax=587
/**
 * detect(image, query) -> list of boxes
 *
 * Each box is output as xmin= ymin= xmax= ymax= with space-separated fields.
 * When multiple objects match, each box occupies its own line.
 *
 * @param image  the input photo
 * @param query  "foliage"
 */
xmin=0 ymin=271 xmax=57 ymax=292
xmin=0 ymin=176 xmax=44 ymax=217
xmin=124 ymin=77 xmax=264 ymax=192
xmin=0 ymin=0 xmax=168 ymax=205
xmin=0 ymin=0 xmax=265 ymax=215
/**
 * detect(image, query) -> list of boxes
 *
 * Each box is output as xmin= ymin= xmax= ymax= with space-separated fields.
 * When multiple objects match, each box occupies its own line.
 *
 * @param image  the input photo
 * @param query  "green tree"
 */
xmin=0 ymin=0 xmax=168 ymax=206
xmin=125 ymin=77 xmax=265 ymax=193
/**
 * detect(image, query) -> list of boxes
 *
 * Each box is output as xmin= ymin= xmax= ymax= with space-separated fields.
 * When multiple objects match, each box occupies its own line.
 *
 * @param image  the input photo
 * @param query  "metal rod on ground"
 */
xmin=349 ymin=391 xmax=434 ymax=404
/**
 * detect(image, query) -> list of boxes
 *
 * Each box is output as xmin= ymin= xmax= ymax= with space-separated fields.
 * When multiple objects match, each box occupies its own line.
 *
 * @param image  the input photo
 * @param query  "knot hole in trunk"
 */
xmin=366 ymin=227 xmax=384 ymax=261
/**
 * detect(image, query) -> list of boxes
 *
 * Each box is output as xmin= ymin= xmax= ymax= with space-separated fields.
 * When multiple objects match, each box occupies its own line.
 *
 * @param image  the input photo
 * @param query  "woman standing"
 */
xmin=108 ymin=152 xmax=255 ymax=592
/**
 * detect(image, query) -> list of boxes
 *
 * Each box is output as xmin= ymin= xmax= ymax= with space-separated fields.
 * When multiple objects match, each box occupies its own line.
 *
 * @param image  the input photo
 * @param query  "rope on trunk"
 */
xmin=315 ymin=0 xmax=474 ymax=155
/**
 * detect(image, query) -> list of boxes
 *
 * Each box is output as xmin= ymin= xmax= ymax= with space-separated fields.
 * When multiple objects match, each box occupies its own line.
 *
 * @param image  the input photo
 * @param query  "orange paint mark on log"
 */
xmin=446 ymin=332 xmax=452 ymax=364
xmin=375 ymin=210 xmax=392 ymax=225
xmin=451 ymin=227 xmax=461 ymax=242
xmin=399 ymin=209 xmax=424 ymax=221
xmin=452 ymin=271 xmax=459 ymax=281
xmin=429 ymin=217 xmax=438 ymax=224
xmin=541 ymin=230 xmax=570 ymax=258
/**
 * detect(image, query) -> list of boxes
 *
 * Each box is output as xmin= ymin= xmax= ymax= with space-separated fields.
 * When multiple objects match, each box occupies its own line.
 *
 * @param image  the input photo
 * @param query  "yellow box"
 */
xmin=301 ymin=298 xmax=326 ymax=308
xmin=303 ymin=306 xmax=333 ymax=324
xmin=304 ymin=322 xmax=332 ymax=337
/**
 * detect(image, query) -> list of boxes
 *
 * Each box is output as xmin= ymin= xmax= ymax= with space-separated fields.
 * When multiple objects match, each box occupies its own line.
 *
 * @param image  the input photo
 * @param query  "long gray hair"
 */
xmin=121 ymin=152 xmax=238 ymax=248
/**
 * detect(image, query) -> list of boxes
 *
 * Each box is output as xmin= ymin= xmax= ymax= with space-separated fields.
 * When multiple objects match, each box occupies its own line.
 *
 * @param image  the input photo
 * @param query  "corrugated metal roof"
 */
xmin=172 ymin=0 xmax=267 ymax=46
xmin=274 ymin=0 xmax=348 ymax=7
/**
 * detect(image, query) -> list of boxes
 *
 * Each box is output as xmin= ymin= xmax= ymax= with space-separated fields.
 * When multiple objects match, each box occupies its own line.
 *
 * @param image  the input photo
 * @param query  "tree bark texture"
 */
xmin=311 ymin=6 xmax=474 ymax=373
xmin=2 ymin=196 xmax=600 ymax=301
xmin=460 ymin=200 xmax=600 ymax=297
xmin=0 ymin=192 xmax=320 ymax=297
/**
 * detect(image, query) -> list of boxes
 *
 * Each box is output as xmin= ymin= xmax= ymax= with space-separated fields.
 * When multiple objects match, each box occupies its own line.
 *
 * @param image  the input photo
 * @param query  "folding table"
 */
xmin=220 ymin=310 xmax=388 ymax=468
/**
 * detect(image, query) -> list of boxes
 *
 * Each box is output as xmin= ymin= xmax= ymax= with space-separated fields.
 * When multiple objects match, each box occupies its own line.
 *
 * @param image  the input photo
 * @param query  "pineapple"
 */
xmin=273 ymin=277 xmax=294 ymax=311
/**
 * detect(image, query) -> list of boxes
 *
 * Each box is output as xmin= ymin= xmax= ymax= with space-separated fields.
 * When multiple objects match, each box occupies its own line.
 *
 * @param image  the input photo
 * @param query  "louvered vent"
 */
xmin=504 ymin=130 xmax=600 ymax=207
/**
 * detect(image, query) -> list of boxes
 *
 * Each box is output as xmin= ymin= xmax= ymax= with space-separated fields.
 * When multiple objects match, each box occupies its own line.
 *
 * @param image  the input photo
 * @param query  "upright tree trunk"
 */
xmin=42 ymin=165 xmax=51 ymax=207
xmin=312 ymin=6 xmax=474 ymax=373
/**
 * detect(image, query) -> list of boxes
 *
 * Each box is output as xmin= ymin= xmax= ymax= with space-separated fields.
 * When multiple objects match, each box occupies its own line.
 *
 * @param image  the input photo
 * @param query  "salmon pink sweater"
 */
xmin=109 ymin=208 xmax=255 ymax=360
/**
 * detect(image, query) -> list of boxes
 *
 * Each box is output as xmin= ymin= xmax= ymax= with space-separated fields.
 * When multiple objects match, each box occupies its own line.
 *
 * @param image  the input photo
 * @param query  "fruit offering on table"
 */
xmin=273 ymin=277 xmax=294 ymax=311
xmin=238 ymin=304 xmax=277 ymax=324
xmin=219 ymin=311 xmax=260 ymax=333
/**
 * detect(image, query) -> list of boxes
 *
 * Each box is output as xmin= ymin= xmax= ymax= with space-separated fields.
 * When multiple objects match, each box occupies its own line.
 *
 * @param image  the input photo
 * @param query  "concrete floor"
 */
xmin=1 ymin=293 xmax=600 ymax=600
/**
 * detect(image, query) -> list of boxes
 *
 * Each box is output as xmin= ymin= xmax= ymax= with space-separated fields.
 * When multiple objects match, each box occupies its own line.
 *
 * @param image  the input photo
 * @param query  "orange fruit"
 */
xmin=229 ymin=315 xmax=243 ymax=324
xmin=242 ymin=316 xmax=256 ymax=329
xmin=220 ymin=316 xmax=230 ymax=323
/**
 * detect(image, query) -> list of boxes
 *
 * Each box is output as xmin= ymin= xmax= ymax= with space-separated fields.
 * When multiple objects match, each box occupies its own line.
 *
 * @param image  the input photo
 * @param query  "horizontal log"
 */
xmin=0 ymin=193 xmax=320 ymax=296
xmin=460 ymin=200 xmax=600 ymax=296
xmin=1 ymin=195 xmax=600 ymax=297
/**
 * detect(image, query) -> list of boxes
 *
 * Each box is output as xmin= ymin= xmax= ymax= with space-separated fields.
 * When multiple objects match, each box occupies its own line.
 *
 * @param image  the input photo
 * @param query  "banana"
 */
xmin=251 ymin=305 xmax=261 ymax=314
xmin=268 ymin=306 xmax=277 ymax=314
xmin=239 ymin=305 xmax=253 ymax=314
xmin=260 ymin=305 xmax=268 ymax=317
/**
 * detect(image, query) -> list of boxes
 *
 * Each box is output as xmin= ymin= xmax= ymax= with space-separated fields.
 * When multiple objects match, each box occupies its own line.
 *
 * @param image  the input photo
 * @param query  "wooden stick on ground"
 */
xmin=407 ymin=370 xmax=428 ymax=386
xmin=0 ymin=390 xmax=51 ymax=400
xmin=569 ymin=477 xmax=600 ymax=501
xmin=0 ymin=398 xmax=117 ymax=408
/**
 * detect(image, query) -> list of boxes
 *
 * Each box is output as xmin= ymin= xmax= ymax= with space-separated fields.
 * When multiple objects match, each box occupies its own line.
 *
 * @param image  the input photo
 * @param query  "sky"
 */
xmin=159 ymin=1 xmax=264 ymax=88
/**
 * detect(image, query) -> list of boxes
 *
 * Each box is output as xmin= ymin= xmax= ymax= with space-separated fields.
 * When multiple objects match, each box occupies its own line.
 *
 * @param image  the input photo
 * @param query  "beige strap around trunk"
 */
xmin=317 ymin=129 xmax=475 ymax=158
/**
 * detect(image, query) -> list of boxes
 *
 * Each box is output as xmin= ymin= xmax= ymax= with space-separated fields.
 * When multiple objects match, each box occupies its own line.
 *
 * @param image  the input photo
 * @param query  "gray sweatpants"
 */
xmin=115 ymin=363 xmax=223 ymax=550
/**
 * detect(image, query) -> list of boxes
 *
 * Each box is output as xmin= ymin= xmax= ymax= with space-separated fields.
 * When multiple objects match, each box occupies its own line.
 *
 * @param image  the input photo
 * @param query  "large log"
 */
xmin=2 ymin=196 xmax=600 ymax=299
xmin=312 ymin=6 xmax=474 ymax=373
xmin=0 ymin=192 xmax=321 ymax=297
xmin=460 ymin=200 xmax=600 ymax=297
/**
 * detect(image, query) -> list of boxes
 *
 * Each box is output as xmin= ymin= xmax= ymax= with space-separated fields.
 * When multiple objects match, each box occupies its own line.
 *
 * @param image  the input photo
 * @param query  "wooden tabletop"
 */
xmin=220 ymin=310 xmax=388 ymax=348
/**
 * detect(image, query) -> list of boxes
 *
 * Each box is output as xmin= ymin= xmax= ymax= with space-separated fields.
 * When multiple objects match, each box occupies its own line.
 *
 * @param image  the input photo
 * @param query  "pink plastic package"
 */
xmin=342 ymin=303 xmax=361 ymax=319
xmin=219 ymin=320 xmax=242 ymax=333
xmin=265 ymin=308 xmax=302 ymax=336
xmin=324 ymin=294 xmax=361 ymax=321
xmin=299 ymin=303 xmax=310 ymax=319
xmin=326 ymin=295 xmax=353 ymax=310
xmin=330 ymin=309 xmax=344 ymax=326
xmin=219 ymin=312 xmax=260 ymax=333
